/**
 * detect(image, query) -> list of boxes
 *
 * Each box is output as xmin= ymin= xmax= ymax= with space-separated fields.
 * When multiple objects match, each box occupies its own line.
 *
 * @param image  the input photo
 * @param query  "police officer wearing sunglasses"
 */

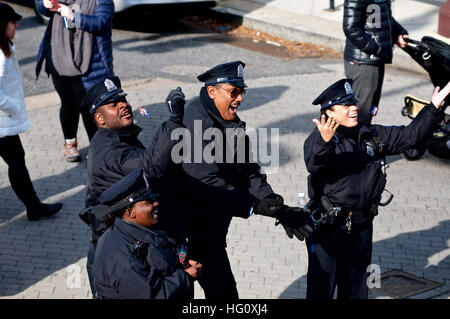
xmin=180 ymin=61 xmax=313 ymax=299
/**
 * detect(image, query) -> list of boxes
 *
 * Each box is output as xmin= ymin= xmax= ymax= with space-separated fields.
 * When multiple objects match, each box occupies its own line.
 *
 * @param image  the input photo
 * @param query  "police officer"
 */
xmin=181 ymin=61 xmax=313 ymax=299
xmin=303 ymin=78 xmax=450 ymax=299
xmin=79 ymin=76 xmax=187 ymax=295
xmin=92 ymin=168 xmax=202 ymax=299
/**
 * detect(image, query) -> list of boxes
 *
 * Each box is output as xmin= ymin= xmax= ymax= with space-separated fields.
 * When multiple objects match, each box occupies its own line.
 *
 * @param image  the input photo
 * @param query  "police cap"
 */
xmin=0 ymin=3 xmax=22 ymax=22
xmin=312 ymin=79 xmax=359 ymax=109
xmin=98 ymin=168 xmax=158 ymax=214
xmin=83 ymin=76 xmax=128 ymax=116
xmin=197 ymin=61 xmax=247 ymax=88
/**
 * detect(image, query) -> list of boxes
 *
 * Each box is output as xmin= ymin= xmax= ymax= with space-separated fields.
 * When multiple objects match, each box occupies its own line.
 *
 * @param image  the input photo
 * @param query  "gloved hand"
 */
xmin=276 ymin=205 xmax=314 ymax=241
xmin=165 ymin=87 xmax=185 ymax=123
xmin=253 ymin=194 xmax=284 ymax=217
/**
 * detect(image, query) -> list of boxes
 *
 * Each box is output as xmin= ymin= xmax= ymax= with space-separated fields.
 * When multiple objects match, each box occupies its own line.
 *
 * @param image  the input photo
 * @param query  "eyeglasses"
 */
xmin=213 ymin=85 xmax=246 ymax=99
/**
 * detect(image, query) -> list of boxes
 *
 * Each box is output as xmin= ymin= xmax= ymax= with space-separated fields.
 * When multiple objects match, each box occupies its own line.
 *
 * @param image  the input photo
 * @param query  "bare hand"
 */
xmin=396 ymin=34 xmax=409 ymax=48
xmin=58 ymin=4 xmax=74 ymax=21
xmin=312 ymin=114 xmax=340 ymax=142
xmin=431 ymin=81 xmax=450 ymax=109
xmin=43 ymin=0 xmax=56 ymax=10
xmin=184 ymin=260 xmax=203 ymax=279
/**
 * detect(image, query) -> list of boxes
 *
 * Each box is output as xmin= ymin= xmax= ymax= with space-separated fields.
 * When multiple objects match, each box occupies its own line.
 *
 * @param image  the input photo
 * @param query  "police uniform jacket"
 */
xmin=304 ymin=104 xmax=442 ymax=224
xmin=86 ymin=121 xmax=179 ymax=208
xmin=343 ymin=0 xmax=408 ymax=65
xmin=93 ymin=218 xmax=193 ymax=299
xmin=182 ymin=88 xmax=274 ymax=247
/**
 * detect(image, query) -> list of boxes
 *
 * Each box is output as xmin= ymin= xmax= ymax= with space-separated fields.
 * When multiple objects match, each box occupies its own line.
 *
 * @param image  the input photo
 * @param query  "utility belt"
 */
xmin=307 ymin=195 xmax=389 ymax=234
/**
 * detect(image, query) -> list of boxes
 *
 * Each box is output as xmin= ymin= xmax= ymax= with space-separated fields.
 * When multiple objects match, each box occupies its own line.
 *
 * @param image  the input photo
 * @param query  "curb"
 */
xmin=211 ymin=5 xmax=432 ymax=75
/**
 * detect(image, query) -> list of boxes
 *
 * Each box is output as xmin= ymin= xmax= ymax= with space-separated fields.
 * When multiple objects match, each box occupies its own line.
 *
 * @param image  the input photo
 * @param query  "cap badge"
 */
xmin=344 ymin=82 xmax=353 ymax=95
xmin=237 ymin=64 xmax=244 ymax=78
xmin=104 ymin=79 xmax=117 ymax=92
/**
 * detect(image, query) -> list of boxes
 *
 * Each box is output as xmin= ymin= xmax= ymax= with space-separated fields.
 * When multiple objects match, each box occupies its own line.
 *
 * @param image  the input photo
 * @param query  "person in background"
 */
xmin=343 ymin=0 xmax=409 ymax=124
xmin=35 ymin=0 xmax=114 ymax=162
xmin=0 ymin=3 xmax=62 ymax=221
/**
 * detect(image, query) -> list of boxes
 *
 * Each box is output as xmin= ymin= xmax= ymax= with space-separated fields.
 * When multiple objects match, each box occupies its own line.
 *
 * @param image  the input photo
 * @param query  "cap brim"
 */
xmin=340 ymin=95 xmax=359 ymax=106
xmin=90 ymin=91 xmax=128 ymax=116
xmin=133 ymin=189 xmax=158 ymax=204
xmin=320 ymin=94 xmax=359 ymax=109
xmin=101 ymin=91 xmax=127 ymax=106
xmin=224 ymin=80 xmax=247 ymax=88
xmin=13 ymin=13 xmax=22 ymax=21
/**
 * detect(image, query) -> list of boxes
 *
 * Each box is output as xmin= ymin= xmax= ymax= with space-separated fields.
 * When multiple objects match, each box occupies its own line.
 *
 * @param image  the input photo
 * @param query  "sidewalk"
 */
xmin=213 ymin=0 xmax=448 ymax=74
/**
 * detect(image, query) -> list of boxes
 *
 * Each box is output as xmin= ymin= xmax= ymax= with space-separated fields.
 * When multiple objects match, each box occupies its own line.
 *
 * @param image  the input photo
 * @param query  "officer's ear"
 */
xmin=93 ymin=110 xmax=105 ymax=127
xmin=124 ymin=207 xmax=136 ymax=219
xmin=206 ymin=85 xmax=216 ymax=99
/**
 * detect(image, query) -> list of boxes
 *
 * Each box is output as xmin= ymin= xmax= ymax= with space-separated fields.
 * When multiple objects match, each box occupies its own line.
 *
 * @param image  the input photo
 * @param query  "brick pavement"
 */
xmin=0 ymin=61 xmax=449 ymax=299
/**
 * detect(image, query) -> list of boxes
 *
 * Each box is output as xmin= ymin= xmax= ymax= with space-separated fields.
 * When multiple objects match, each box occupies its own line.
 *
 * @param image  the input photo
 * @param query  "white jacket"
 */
xmin=0 ymin=45 xmax=30 ymax=138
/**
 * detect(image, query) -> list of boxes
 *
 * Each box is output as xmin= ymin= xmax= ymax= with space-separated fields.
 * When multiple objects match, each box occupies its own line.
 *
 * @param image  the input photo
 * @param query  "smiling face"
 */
xmin=326 ymin=103 xmax=359 ymax=127
xmin=123 ymin=200 xmax=159 ymax=227
xmin=207 ymin=83 xmax=246 ymax=121
xmin=93 ymin=96 xmax=133 ymax=129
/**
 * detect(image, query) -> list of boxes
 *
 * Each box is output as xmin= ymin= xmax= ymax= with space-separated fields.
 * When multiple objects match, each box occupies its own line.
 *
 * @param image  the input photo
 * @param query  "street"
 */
xmin=0 ymin=0 xmax=449 ymax=299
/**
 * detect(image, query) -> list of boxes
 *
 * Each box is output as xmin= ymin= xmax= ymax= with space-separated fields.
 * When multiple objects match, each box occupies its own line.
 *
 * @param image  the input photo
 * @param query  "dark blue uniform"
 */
xmin=93 ymin=218 xmax=193 ymax=299
xmin=79 ymin=76 xmax=186 ymax=296
xmin=303 ymin=104 xmax=443 ymax=299
xmin=91 ymin=168 xmax=193 ymax=299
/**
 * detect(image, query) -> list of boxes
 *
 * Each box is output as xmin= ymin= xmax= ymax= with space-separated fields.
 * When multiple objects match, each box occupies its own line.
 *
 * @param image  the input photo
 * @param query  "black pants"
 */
xmin=0 ymin=135 xmax=40 ymax=208
xmin=189 ymin=245 xmax=239 ymax=299
xmin=305 ymin=221 xmax=373 ymax=299
xmin=51 ymin=75 xmax=97 ymax=141
xmin=344 ymin=60 xmax=385 ymax=124
xmin=86 ymin=240 xmax=97 ymax=297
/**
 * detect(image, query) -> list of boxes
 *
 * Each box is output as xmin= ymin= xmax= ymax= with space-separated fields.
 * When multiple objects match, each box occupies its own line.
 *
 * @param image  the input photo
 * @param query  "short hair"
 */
xmin=102 ymin=204 xmax=131 ymax=229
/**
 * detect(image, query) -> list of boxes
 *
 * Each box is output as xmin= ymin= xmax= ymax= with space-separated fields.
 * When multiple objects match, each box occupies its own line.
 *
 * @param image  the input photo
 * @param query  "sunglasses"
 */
xmin=213 ymin=85 xmax=246 ymax=99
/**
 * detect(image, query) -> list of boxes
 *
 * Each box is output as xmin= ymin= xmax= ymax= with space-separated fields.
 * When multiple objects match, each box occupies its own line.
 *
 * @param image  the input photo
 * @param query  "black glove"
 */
xmin=253 ymin=194 xmax=284 ymax=217
xmin=276 ymin=205 xmax=313 ymax=241
xmin=165 ymin=87 xmax=185 ymax=123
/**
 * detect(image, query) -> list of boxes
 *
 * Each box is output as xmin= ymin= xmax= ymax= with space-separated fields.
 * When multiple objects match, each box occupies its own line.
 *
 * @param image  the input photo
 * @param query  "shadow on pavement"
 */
xmin=0 ymin=161 xmax=90 ymax=297
xmin=279 ymin=220 xmax=450 ymax=299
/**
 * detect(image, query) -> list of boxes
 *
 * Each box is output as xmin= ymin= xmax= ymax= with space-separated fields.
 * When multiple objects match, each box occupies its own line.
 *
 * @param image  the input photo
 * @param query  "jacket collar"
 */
xmin=334 ymin=123 xmax=372 ymax=144
xmin=113 ymin=218 xmax=174 ymax=247
xmin=97 ymin=123 xmax=142 ymax=140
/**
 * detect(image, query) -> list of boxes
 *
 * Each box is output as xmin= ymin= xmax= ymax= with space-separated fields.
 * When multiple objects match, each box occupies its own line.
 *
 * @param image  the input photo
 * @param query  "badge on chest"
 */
xmin=364 ymin=140 xmax=376 ymax=157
